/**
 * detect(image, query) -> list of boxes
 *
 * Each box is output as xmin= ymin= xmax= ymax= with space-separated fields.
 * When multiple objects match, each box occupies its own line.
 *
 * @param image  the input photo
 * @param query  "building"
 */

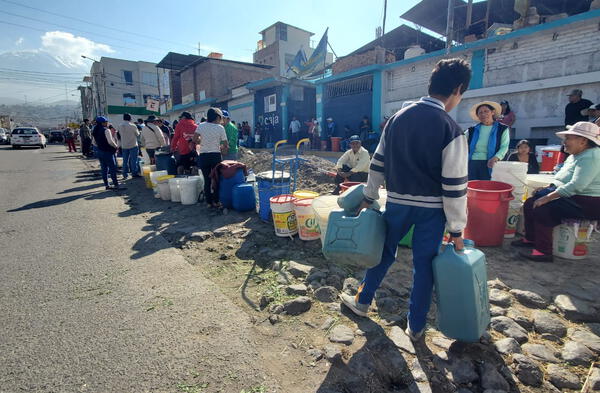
xmin=157 ymin=52 xmax=274 ymax=120
xmin=87 ymin=56 xmax=170 ymax=120
xmin=253 ymin=22 xmax=333 ymax=77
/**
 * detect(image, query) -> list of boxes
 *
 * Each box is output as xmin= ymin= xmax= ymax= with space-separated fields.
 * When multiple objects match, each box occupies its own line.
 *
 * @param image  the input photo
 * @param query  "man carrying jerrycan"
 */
xmin=340 ymin=58 xmax=472 ymax=341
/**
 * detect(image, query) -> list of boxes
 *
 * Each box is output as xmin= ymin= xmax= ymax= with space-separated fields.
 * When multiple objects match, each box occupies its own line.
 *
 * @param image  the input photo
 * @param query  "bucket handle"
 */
xmin=501 ymin=194 xmax=515 ymax=202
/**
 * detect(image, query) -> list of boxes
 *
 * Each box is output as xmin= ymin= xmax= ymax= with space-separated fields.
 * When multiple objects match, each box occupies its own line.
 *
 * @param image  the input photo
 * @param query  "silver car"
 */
xmin=11 ymin=127 xmax=47 ymax=149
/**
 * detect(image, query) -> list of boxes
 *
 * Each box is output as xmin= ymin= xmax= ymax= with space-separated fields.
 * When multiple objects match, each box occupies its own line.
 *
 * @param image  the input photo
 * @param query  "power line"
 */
xmin=0 ymin=67 xmax=88 ymax=75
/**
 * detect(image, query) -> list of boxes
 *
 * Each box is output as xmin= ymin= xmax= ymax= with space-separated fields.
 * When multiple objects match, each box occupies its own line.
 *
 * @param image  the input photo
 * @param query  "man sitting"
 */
xmin=332 ymin=135 xmax=370 ymax=194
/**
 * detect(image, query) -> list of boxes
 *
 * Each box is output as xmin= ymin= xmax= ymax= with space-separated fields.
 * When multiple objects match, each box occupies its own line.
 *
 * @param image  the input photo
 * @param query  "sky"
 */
xmin=0 ymin=0 xmax=430 ymax=103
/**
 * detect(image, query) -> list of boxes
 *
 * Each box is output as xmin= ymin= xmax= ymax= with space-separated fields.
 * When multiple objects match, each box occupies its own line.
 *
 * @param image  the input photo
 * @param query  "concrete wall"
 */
xmin=333 ymin=48 xmax=395 ymax=75
xmin=253 ymin=41 xmax=280 ymax=68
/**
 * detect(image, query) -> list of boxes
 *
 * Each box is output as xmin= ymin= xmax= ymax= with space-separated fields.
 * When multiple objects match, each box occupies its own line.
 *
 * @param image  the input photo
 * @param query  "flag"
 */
xmin=288 ymin=48 xmax=307 ymax=75
xmin=294 ymin=28 xmax=328 ymax=78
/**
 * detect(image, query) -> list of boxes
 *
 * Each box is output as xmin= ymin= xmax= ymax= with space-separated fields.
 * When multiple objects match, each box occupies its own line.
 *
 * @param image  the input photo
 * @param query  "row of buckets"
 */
xmin=143 ymin=165 xmax=204 ymax=205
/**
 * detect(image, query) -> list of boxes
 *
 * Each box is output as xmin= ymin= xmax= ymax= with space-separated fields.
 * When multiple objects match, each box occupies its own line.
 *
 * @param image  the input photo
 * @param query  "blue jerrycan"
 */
xmin=433 ymin=239 xmax=490 ymax=342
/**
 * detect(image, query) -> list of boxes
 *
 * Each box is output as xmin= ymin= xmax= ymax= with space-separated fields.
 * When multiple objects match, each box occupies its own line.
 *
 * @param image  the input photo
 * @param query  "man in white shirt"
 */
xmin=332 ymin=135 xmax=370 ymax=194
xmin=289 ymin=116 xmax=301 ymax=145
xmin=118 ymin=113 xmax=141 ymax=179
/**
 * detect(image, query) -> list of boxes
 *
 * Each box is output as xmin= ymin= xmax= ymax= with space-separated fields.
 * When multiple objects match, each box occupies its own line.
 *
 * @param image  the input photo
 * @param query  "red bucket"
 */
xmin=464 ymin=180 xmax=514 ymax=246
xmin=331 ymin=137 xmax=342 ymax=152
xmin=541 ymin=149 xmax=565 ymax=172
xmin=339 ymin=181 xmax=364 ymax=194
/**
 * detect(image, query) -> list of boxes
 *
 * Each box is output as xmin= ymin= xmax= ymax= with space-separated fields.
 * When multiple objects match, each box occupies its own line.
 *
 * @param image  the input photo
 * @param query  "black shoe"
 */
xmin=131 ymin=174 xmax=142 ymax=178
xmin=511 ymin=238 xmax=534 ymax=248
xmin=519 ymin=250 xmax=553 ymax=263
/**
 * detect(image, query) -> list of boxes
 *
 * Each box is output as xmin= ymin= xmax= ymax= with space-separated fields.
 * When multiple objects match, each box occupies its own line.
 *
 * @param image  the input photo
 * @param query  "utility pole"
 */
xmin=382 ymin=0 xmax=388 ymax=48
xmin=446 ymin=0 xmax=455 ymax=51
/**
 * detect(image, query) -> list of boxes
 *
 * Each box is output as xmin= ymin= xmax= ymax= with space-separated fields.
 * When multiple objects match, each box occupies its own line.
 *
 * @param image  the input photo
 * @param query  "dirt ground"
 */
xmin=95 ymin=149 xmax=599 ymax=393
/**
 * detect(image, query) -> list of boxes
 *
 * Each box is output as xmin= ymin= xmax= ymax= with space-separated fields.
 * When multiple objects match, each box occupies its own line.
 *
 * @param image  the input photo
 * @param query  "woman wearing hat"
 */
xmin=511 ymin=122 xmax=600 ymax=262
xmin=92 ymin=116 xmax=122 ymax=190
xmin=466 ymin=101 xmax=511 ymax=180
xmin=141 ymin=115 xmax=166 ymax=164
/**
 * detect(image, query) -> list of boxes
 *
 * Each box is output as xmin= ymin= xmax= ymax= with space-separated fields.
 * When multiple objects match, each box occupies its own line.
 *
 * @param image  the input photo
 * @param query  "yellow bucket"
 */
xmin=292 ymin=190 xmax=319 ymax=200
xmin=270 ymin=195 xmax=297 ymax=237
xmin=143 ymin=165 xmax=156 ymax=188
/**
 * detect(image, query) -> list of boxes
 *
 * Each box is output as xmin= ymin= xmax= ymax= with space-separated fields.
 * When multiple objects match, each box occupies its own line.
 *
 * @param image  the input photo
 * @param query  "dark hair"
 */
xmin=516 ymin=139 xmax=531 ymax=149
xmin=476 ymin=104 xmax=496 ymax=114
xmin=83 ymin=118 xmax=89 ymax=122
xmin=123 ymin=113 xmax=131 ymax=121
xmin=137 ymin=118 xmax=143 ymax=123
xmin=200 ymin=117 xmax=207 ymax=123
xmin=428 ymin=58 xmax=471 ymax=97
xmin=501 ymin=101 xmax=512 ymax=115
xmin=207 ymin=108 xmax=222 ymax=123
xmin=587 ymin=139 xmax=598 ymax=148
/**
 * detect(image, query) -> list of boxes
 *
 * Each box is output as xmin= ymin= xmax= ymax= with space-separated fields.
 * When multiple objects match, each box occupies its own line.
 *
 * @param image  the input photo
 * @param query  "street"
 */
xmin=0 ymin=145 xmax=280 ymax=393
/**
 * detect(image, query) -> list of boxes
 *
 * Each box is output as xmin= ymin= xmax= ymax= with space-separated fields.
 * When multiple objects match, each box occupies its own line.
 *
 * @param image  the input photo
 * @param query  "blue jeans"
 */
xmin=97 ymin=149 xmax=118 ymax=188
xmin=122 ymin=146 xmax=139 ymax=177
xmin=357 ymin=203 xmax=446 ymax=333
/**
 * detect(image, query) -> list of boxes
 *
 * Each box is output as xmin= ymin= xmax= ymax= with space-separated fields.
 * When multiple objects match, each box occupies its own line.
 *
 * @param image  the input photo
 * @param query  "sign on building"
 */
xmin=146 ymin=99 xmax=160 ymax=112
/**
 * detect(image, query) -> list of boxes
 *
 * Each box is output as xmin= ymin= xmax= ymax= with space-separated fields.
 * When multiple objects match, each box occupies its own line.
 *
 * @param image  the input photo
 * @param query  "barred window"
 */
xmin=325 ymin=75 xmax=373 ymax=99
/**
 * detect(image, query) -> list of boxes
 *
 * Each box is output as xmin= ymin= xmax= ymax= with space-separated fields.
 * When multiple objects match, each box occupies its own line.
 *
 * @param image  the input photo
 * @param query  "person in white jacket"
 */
xmin=141 ymin=115 xmax=166 ymax=164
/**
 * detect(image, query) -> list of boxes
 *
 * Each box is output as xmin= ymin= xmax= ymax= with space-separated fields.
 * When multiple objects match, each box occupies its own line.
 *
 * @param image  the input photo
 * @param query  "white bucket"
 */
xmin=169 ymin=178 xmax=182 ymax=202
xmin=270 ymin=195 xmax=297 ymax=237
xmin=188 ymin=175 xmax=204 ymax=200
xmin=311 ymin=195 xmax=341 ymax=244
xmin=116 ymin=157 xmax=123 ymax=168
xmin=150 ymin=170 xmax=168 ymax=198
xmin=180 ymin=178 xmax=199 ymax=205
xmin=504 ymin=200 xmax=523 ymax=238
xmin=294 ymin=198 xmax=320 ymax=241
xmin=492 ymin=161 xmax=528 ymax=200
xmin=553 ymin=220 xmax=595 ymax=260
xmin=158 ymin=182 xmax=171 ymax=201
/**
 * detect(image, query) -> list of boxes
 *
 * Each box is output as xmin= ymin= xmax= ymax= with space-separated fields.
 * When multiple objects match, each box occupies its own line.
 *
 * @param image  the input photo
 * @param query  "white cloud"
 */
xmin=15 ymin=37 xmax=24 ymax=46
xmin=40 ymin=31 xmax=114 ymax=68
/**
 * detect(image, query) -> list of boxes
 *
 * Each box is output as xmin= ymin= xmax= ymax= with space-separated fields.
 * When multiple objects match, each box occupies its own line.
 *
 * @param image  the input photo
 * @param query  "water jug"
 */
xmin=232 ymin=183 xmax=256 ymax=212
xmin=219 ymin=168 xmax=245 ymax=208
xmin=433 ymin=240 xmax=490 ymax=342
xmin=155 ymin=152 xmax=177 ymax=175
xmin=322 ymin=208 xmax=386 ymax=268
xmin=337 ymin=184 xmax=381 ymax=212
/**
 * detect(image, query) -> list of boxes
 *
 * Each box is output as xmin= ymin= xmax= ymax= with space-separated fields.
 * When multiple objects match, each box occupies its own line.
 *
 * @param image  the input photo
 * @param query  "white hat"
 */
xmin=469 ymin=101 xmax=502 ymax=121
xmin=326 ymin=117 xmax=333 ymax=121
xmin=556 ymin=121 xmax=600 ymax=145
xmin=580 ymin=104 xmax=600 ymax=117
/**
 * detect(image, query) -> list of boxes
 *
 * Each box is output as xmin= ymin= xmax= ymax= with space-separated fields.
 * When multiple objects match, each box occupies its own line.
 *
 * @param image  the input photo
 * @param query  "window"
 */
xmin=122 ymin=70 xmax=133 ymax=86
xmin=123 ymin=93 xmax=136 ymax=106
xmin=290 ymin=86 xmax=304 ymax=101
xmin=12 ymin=128 xmax=37 ymax=134
xmin=141 ymin=71 xmax=157 ymax=87
xmin=264 ymin=94 xmax=276 ymax=113
xmin=325 ymin=75 xmax=373 ymax=99
xmin=285 ymin=53 xmax=296 ymax=69
xmin=277 ymin=24 xmax=287 ymax=41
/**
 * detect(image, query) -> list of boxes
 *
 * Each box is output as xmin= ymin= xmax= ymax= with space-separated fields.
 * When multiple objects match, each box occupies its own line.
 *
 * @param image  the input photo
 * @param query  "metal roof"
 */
xmin=180 ymin=57 xmax=274 ymax=73
xmin=156 ymin=52 xmax=202 ymax=70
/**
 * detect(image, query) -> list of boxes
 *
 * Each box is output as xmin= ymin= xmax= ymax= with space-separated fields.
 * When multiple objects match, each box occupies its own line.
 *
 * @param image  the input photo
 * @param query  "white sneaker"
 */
xmin=405 ymin=322 xmax=424 ymax=341
xmin=339 ymin=293 xmax=369 ymax=317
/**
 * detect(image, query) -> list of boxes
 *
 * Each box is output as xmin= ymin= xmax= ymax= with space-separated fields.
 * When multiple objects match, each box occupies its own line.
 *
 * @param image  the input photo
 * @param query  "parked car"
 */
xmin=0 ymin=128 xmax=9 ymax=144
xmin=48 ymin=130 xmax=65 ymax=143
xmin=11 ymin=127 xmax=47 ymax=149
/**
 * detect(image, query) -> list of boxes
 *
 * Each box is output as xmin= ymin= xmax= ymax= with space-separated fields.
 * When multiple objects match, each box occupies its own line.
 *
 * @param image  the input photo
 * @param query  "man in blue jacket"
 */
xmin=340 ymin=58 xmax=472 ymax=342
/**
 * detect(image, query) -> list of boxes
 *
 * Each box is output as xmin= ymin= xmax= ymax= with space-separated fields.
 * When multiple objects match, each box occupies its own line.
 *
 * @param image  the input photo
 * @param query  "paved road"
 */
xmin=0 ymin=145 xmax=279 ymax=393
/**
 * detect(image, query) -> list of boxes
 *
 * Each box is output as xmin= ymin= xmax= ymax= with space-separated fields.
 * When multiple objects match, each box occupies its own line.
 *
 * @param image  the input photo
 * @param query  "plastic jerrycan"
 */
xmin=433 ymin=239 xmax=490 ymax=342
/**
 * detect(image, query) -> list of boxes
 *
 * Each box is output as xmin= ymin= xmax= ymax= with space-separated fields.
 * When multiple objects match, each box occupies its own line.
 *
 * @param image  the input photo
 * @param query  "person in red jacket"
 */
xmin=170 ymin=112 xmax=198 ymax=174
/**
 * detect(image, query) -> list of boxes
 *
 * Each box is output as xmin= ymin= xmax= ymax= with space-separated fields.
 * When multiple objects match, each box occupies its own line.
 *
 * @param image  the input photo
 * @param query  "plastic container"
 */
xmin=340 ymin=182 xmax=365 ymax=194
xmin=504 ymin=200 xmax=523 ymax=238
xmin=188 ymin=175 xmax=204 ymax=200
xmin=169 ymin=178 xmax=182 ymax=202
xmin=541 ymin=149 xmax=563 ymax=172
xmin=219 ymin=168 xmax=246 ymax=209
xmin=292 ymin=190 xmax=319 ymax=200
xmin=331 ymin=137 xmax=342 ymax=152
xmin=491 ymin=161 xmax=528 ymax=201
xmin=142 ymin=165 xmax=156 ymax=188
xmin=270 ymin=194 xmax=297 ymax=237
xmin=257 ymin=171 xmax=291 ymax=221
xmin=433 ymin=240 xmax=490 ymax=342
xmin=553 ymin=220 xmax=595 ymax=260
xmin=322 ymin=208 xmax=386 ymax=268
xmin=180 ymin=178 xmax=199 ymax=205
xmin=464 ymin=180 xmax=514 ymax=246
xmin=157 ymin=174 xmax=175 ymax=201
xmin=337 ymin=183 xmax=381 ymax=212
xmin=232 ymin=183 xmax=256 ymax=212
xmin=311 ymin=195 xmax=341 ymax=244
xmin=155 ymin=152 xmax=177 ymax=175
xmin=294 ymin=198 xmax=320 ymax=241
xmin=116 ymin=157 xmax=123 ymax=167
xmin=150 ymin=170 xmax=168 ymax=198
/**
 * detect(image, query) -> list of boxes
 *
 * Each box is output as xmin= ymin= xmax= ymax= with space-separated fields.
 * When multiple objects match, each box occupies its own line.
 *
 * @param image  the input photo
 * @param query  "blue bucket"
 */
xmin=257 ymin=171 xmax=290 ymax=221
xmin=219 ymin=168 xmax=246 ymax=208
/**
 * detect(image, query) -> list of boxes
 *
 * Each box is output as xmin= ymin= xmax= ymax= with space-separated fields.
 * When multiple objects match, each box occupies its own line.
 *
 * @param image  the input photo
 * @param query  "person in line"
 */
xmin=358 ymin=115 xmax=371 ymax=144
xmin=159 ymin=119 xmax=172 ymax=144
xmin=466 ymin=101 xmax=510 ymax=180
xmin=141 ymin=115 xmax=166 ymax=164
xmin=288 ymin=115 xmax=301 ymax=145
xmin=582 ymin=103 xmax=600 ymax=126
xmin=325 ymin=117 xmax=336 ymax=151
xmin=118 ymin=113 xmax=141 ymax=179
xmin=340 ymin=125 xmax=354 ymax=151
xmin=565 ymin=89 xmax=593 ymax=126
xmin=511 ymin=122 xmax=600 ymax=262
xmin=79 ymin=119 xmax=92 ymax=157
xmin=332 ymin=135 xmax=370 ymax=195
xmin=340 ymin=58 xmax=471 ymax=342
xmin=64 ymin=128 xmax=76 ymax=152
xmin=193 ymin=107 xmax=228 ymax=208
xmin=506 ymin=139 xmax=539 ymax=174
xmin=222 ymin=110 xmax=239 ymax=160
xmin=171 ymin=112 xmax=198 ymax=174
xmin=92 ymin=116 xmax=124 ymax=191
xmin=498 ymin=100 xmax=516 ymax=128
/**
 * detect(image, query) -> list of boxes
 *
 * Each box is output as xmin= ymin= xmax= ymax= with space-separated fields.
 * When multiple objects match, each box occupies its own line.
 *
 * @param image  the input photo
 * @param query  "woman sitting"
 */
xmin=466 ymin=101 xmax=510 ymax=180
xmin=507 ymin=139 xmax=539 ymax=174
xmin=512 ymin=122 xmax=600 ymax=262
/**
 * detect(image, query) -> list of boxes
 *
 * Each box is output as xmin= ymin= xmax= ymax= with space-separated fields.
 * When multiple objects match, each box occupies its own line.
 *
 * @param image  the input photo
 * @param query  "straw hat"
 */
xmin=469 ymin=101 xmax=502 ymax=121
xmin=556 ymin=121 xmax=600 ymax=145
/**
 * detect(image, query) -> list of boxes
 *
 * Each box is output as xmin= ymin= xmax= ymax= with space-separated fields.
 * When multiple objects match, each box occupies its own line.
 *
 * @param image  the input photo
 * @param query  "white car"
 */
xmin=11 ymin=127 xmax=47 ymax=149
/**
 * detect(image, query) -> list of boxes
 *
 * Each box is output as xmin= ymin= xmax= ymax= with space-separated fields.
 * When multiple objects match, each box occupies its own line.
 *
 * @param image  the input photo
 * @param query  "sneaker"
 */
xmin=519 ymin=249 xmax=553 ymax=263
xmin=339 ymin=292 xmax=369 ymax=317
xmin=405 ymin=322 xmax=424 ymax=342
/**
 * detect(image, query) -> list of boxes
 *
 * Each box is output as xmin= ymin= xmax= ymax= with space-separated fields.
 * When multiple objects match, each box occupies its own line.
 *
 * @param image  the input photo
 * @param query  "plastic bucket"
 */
xmin=143 ymin=165 xmax=156 ymax=188
xmin=331 ymin=137 xmax=342 ymax=152
xmin=180 ymin=178 xmax=199 ymax=205
xmin=294 ymin=198 xmax=320 ymax=241
xmin=492 ymin=161 xmax=527 ymax=201
xmin=116 ymin=157 xmax=123 ymax=167
xmin=157 ymin=175 xmax=174 ymax=201
xmin=169 ymin=178 xmax=182 ymax=202
xmin=340 ymin=182 xmax=365 ymax=194
xmin=257 ymin=171 xmax=291 ymax=221
xmin=553 ymin=220 xmax=595 ymax=260
xmin=504 ymin=200 xmax=523 ymax=238
xmin=464 ymin=180 xmax=514 ymax=246
xmin=188 ymin=175 xmax=204 ymax=200
xmin=155 ymin=153 xmax=177 ymax=175
xmin=541 ymin=149 xmax=563 ymax=172
xmin=270 ymin=194 xmax=297 ymax=237
xmin=311 ymin=195 xmax=341 ymax=244
xmin=150 ymin=170 xmax=168 ymax=198
xmin=292 ymin=190 xmax=319 ymax=200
